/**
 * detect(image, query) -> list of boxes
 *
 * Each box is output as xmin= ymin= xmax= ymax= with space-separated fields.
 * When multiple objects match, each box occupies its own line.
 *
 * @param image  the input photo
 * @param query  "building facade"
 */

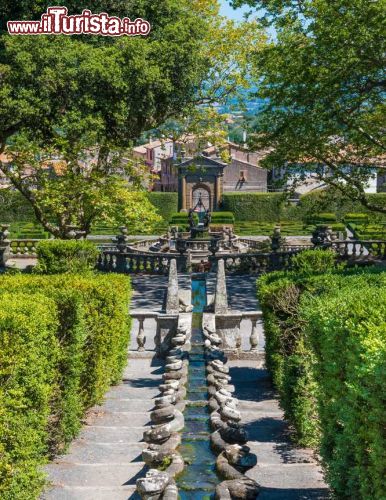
xmin=177 ymin=155 xmax=227 ymax=212
xmin=223 ymin=142 xmax=268 ymax=192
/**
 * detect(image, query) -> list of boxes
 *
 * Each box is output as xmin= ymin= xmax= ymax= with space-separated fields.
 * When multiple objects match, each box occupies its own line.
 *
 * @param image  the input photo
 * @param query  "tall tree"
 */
xmin=231 ymin=0 xmax=386 ymax=212
xmin=0 ymin=1 xmax=265 ymax=236
xmin=0 ymin=1 xmax=205 ymax=236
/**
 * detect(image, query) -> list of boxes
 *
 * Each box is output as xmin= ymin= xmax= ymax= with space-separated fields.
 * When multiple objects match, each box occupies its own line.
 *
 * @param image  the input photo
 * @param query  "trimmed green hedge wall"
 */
xmin=0 ymin=189 xmax=35 ymax=222
xmin=0 ymin=292 xmax=59 ymax=499
xmin=303 ymin=280 xmax=386 ymax=498
xmin=221 ymin=190 xmax=386 ymax=223
xmin=35 ymin=240 xmax=99 ymax=274
xmin=221 ymin=193 xmax=285 ymax=221
xmin=211 ymin=212 xmax=235 ymax=224
xmin=146 ymin=192 xmax=178 ymax=221
xmin=258 ymin=262 xmax=386 ymax=498
xmin=0 ymin=274 xmax=131 ymax=499
xmin=307 ymin=212 xmax=337 ymax=224
xmin=299 ymin=191 xmax=386 ymax=222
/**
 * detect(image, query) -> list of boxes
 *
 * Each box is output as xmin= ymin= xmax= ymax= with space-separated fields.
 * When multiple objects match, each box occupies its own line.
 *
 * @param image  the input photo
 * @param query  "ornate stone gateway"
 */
xmin=192 ymin=185 xmax=210 ymax=213
xmin=177 ymin=154 xmax=227 ymax=212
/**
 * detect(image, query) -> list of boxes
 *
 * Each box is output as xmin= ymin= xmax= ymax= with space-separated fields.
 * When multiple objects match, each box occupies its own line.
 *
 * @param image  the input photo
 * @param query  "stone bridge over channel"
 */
xmin=42 ymin=261 xmax=329 ymax=500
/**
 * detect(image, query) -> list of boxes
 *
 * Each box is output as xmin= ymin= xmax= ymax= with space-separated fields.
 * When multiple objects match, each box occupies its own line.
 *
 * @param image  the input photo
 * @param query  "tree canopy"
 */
xmin=0 ymin=0 xmax=264 ymax=236
xmin=233 ymin=0 xmax=386 ymax=212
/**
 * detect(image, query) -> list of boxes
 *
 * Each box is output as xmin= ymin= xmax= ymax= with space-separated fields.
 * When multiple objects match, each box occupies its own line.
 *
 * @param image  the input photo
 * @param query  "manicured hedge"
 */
xmin=169 ymin=212 xmax=199 ymax=231
xmin=299 ymin=190 xmax=386 ymax=222
xmin=258 ymin=258 xmax=386 ymax=498
xmin=348 ymin=223 xmax=386 ymax=240
xmin=302 ymin=282 xmax=386 ymax=499
xmin=221 ymin=192 xmax=286 ymax=221
xmin=35 ymin=240 xmax=99 ymax=274
xmin=211 ymin=211 xmax=235 ymax=224
xmin=343 ymin=213 xmax=369 ymax=224
xmin=0 ymin=189 xmax=35 ymax=222
xmin=221 ymin=191 xmax=386 ymax=223
xmin=0 ymin=274 xmax=131 ymax=499
xmin=0 ymin=293 xmax=59 ymax=499
xmin=307 ymin=212 xmax=337 ymax=224
xmin=146 ymin=192 xmax=178 ymax=221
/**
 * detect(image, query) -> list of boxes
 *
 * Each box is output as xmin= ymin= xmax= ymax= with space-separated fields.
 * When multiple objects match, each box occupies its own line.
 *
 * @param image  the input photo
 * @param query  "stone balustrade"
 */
xmin=131 ymin=311 xmax=159 ymax=352
xmin=210 ymin=250 xmax=297 ymax=275
xmin=242 ymin=312 xmax=263 ymax=352
xmin=97 ymin=250 xmax=187 ymax=274
xmin=281 ymin=244 xmax=313 ymax=252
xmin=210 ymin=239 xmax=386 ymax=275
xmin=186 ymin=239 xmax=211 ymax=251
xmin=239 ymin=238 xmax=270 ymax=251
xmin=10 ymin=239 xmax=41 ymax=257
xmin=329 ymin=239 xmax=386 ymax=259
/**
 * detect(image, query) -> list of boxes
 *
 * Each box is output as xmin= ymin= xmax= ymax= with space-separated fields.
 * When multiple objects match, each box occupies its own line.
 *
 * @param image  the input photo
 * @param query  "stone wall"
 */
xmin=223 ymin=160 xmax=267 ymax=192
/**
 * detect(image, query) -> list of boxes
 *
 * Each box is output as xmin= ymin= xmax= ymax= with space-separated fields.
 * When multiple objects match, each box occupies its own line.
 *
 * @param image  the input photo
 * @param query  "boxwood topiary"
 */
xmin=35 ymin=240 xmax=99 ymax=274
xmin=211 ymin=211 xmax=235 ymax=224
xmin=302 ymin=281 xmax=386 ymax=498
xmin=258 ymin=266 xmax=386 ymax=497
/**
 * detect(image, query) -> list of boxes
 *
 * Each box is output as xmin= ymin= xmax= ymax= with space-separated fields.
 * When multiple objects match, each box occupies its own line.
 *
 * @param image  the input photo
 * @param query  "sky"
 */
xmin=219 ymin=0 xmax=251 ymax=21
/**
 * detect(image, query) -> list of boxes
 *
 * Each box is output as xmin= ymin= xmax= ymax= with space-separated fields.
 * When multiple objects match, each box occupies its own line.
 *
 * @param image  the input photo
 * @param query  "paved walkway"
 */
xmin=42 ymin=358 xmax=162 ymax=500
xmin=42 ymin=275 xmax=329 ymax=500
xmin=229 ymin=358 xmax=329 ymax=499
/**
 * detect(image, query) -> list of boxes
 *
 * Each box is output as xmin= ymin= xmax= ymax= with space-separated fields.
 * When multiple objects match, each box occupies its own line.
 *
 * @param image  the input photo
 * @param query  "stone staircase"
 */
xmin=42 ymin=273 xmax=330 ymax=500
xmin=42 ymin=358 xmax=162 ymax=500
xmin=229 ymin=359 xmax=329 ymax=500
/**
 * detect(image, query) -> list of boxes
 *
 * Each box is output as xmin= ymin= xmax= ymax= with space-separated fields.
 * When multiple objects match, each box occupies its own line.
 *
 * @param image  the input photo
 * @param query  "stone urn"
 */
xmin=311 ymin=225 xmax=332 ymax=247
xmin=0 ymin=224 xmax=10 ymax=267
xmin=270 ymin=226 xmax=282 ymax=252
xmin=176 ymin=235 xmax=187 ymax=255
xmin=209 ymin=235 xmax=221 ymax=255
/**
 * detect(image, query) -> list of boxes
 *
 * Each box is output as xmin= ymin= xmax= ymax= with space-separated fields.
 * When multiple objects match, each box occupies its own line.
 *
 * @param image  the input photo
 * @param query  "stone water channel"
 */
xmin=176 ymin=274 xmax=220 ymax=498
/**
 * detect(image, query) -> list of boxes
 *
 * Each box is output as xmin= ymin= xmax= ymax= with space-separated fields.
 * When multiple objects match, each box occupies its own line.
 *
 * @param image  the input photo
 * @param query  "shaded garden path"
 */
xmin=42 ymin=358 xmax=162 ymax=500
xmin=229 ymin=359 xmax=329 ymax=499
xmin=42 ymin=275 xmax=330 ymax=499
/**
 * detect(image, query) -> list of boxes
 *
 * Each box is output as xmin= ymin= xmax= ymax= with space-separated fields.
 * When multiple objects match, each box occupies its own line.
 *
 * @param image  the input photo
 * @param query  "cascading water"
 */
xmin=176 ymin=274 xmax=220 ymax=499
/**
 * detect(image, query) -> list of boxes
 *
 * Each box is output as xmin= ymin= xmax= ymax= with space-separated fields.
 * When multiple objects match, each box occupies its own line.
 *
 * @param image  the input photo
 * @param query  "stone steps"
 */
xmin=42 ymin=358 xmax=162 ymax=500
xmin=228 ymin=359 xmax=329 ymax=499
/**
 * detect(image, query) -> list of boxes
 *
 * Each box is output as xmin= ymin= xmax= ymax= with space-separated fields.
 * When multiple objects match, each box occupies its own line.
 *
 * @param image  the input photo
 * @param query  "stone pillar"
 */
xmin=270 ymin=225 xmax=282 ymax=252
xmin=182 ymin=176 xmax=187 ymax=210
xmin=115 ymin=226 xmax=129 ymax=273
xmin=214 ymin=259 xmax=228 ymax=314
xmin=155 ymin=314 xmax=179 ymax=358
xmin=215 ymin=313 xmax=242 ymax=356
xmin=215 ymin=174 xmax=223 ymax=210
xmin=165 ymin=258 xmax=179 ymax=315
xmin=0 ymin=225 xmax=10 ymax=268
